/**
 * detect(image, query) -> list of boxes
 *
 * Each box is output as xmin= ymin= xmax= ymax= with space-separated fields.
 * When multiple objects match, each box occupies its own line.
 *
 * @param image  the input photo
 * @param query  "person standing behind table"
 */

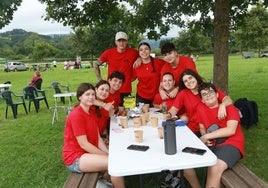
xmin=62 ymin=83 xmax=125 ymax=188
xmin=159 ymin=42 xmax=197 ymax=100
xmin=132 ymin=42 xmax=166 ymax=107
xmin=196 ymin=82 xmax=244 ymax=188
xmin=28 ymin=70 xmax=42 ymax=89
xmin=93 ymin=31 xmax=139 ymax=105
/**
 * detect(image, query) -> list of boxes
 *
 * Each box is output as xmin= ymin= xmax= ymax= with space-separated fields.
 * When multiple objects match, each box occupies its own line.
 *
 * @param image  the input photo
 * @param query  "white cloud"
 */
xmin=0 ymin=0 xmax=72 ymax=35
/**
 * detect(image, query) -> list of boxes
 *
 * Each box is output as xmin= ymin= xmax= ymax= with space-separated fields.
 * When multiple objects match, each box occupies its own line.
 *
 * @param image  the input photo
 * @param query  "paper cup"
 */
xmin=150 ymin=116 xmax=159 ymax=127
xmin=133 ymin=117 xmax=142 ymax=128
xmin=158 ymin=127 xmax=164 ymax=139
xmin=134 ymin=130 xmax=143 ymax=143
xmin=142 ymin=104 xmax=149 ymax=113
xmin=141 ymin=114 xmax=147 ymax=126
xmin=120 ymin=117 xmax=128 ymax=128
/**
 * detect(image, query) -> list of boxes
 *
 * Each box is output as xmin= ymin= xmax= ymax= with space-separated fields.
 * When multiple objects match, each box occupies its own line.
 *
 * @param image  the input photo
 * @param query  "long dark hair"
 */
xmin=95 ymin=80 xmax=110 ymax=117
xmin=178 ymin=69 xmax=204 ymax=91
xmin=138 ymin=42 xmax=156 ymax=72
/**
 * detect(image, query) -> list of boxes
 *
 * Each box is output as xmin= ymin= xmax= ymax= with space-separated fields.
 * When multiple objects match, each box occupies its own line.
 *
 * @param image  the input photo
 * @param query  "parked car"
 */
xmin=4 ymin=62 xmax=29 ymax=72
xmin=259 ymin=50 xmax=268 ymax=58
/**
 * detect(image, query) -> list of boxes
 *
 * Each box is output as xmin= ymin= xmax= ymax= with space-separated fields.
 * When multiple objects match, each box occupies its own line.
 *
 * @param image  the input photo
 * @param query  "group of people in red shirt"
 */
xmin=62 ymin=31 xmax=244 ymax=188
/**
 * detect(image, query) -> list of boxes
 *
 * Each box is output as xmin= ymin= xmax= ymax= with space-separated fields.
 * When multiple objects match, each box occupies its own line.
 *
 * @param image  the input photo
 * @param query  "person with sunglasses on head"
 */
xmin=196 ymin=82 xmax=244 ymax=188
xmin=93 ymin=31 xmax=139 ymax=106
xmin=132 ymin=42 xmax=166 ymax=107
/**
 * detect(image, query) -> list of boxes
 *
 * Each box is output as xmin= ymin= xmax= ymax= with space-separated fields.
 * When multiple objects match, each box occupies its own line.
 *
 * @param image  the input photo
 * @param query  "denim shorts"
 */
xmin=67 ymin=158 xmax=82 ymax=173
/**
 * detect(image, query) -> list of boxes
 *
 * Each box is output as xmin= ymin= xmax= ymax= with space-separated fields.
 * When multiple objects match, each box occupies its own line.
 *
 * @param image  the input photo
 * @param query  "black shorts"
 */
xmin=136 ymin=93 xmax=153 ymax=107
xmin=210 ymin=144 xmax=242 ymax=168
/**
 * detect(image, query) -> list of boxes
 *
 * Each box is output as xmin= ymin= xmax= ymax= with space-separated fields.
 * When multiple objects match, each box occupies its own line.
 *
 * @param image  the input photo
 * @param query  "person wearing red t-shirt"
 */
xmin=95 ymin=80 xmax=111 ymax=136
xmin=197 ymin=82 xmax=244 ymax=188
xmin=159 ymin=42 xmax=197 ymax=100
xmin=132 ymin=42 xmax=166 ymax=107
xmin=153 ymin=72 xmax=176 ymax=110
xmin=168 ymin=69 xmax=232 ymax=134
xmin=105 ymin=71 xmax=125 ymax=110
xmin=166 ymin=69 xmax=232 ymax=188
xmin=93 ymin=31 xmax=139 ymax=105
xmin=62 ymin=83 xmax=125 ymax=188
xmin=93 ymin=71 xmax=125 ymax=141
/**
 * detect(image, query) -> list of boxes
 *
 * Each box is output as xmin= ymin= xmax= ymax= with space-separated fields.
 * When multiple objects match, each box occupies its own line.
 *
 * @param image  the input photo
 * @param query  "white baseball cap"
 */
xmin=115 ymin=31 xmax=128 ymax=40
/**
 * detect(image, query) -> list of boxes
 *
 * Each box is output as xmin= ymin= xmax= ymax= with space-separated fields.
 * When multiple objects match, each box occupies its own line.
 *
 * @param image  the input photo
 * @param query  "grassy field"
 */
xmin=0 ymin=55 xmax=267 ymax=187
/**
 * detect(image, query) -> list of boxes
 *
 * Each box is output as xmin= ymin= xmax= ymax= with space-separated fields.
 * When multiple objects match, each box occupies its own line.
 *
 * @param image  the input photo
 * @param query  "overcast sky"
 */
xmin=0 ymin=0 xmax=179 ymax=37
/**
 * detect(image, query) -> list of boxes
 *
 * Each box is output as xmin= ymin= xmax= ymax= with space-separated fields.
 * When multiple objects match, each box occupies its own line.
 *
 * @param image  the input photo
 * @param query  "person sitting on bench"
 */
xmin=62 ymin=83 xmax=125 ymax=188
xmin=196 ymin=82 xmax=245 ymax=188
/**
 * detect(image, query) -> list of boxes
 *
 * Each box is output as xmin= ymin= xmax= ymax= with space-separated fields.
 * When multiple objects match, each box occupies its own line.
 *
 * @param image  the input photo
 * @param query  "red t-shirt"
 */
xmin=196 ymin=104 xmax=245 ymax=157
xmin=153 ymin=93 xmax=175 ymax=110
xmin=62 ymin=105 xmax=99 ymax=166
xmin=99 ymin=47 xmax=139 ymax=93
xmin=133 ymin=58 xmax=166 ymax=100
xmin=97 ymin=108 xmax=110 ymax=134
xmin=160 ymin=56 xmax=197 ymax=84
xmin=172 ymin=88 xmax=226 ymax=133
xmin=105 ymin=91 xmax=121 ymax=109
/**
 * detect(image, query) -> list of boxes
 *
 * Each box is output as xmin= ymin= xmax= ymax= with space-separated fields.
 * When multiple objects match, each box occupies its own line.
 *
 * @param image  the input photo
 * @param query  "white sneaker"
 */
xmin=96 ymin=179 xmax=113 ymax=188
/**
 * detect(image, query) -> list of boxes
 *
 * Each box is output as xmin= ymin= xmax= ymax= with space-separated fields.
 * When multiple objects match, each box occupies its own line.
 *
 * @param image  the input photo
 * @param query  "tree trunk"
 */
xmin=213 ymin=0 xmax=230 ymax=93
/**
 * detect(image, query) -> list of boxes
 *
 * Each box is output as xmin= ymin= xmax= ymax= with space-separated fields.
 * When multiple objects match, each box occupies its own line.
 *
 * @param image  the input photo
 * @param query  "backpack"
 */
xmin=234 ymin=98 xmax=258 ymax=129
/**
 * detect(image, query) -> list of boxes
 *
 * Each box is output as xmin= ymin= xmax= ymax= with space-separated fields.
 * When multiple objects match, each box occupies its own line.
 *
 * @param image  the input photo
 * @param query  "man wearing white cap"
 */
xmin=93 ymin=31 xmax=139 ymax=105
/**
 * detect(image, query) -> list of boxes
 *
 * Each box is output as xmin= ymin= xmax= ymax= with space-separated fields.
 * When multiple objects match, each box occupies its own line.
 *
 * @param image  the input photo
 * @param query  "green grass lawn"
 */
xmin=0 ymin=55 xmax=267 ymax=187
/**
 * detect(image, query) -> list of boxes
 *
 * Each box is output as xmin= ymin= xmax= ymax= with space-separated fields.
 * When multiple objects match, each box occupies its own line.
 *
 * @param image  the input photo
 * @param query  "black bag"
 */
xmin=234 ymin=98 xmax=258 ymax=129
xmin=207 ymin=124 xmax=227 ymax=144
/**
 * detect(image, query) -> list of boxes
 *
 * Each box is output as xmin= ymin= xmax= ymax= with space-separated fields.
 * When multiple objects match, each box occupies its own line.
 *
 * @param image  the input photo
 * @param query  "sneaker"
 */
xmin=164 ymin=173 xmax=174 ymax=184
xmin=96 ymin=179 xmax=113 ymax=188
xmin=170 ymin=177 xmax=181 ymax=188
xmin=160 ymin=172 xmax=174 ymax=187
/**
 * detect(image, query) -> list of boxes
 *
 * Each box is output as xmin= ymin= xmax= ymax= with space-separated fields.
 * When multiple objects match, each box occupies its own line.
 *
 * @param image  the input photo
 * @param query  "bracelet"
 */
xmin=102 ymin=102 xmax=106 ymax=108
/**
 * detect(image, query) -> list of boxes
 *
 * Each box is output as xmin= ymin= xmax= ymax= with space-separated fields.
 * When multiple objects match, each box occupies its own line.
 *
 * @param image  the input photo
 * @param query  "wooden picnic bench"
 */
xmin=63 ymin=172 xmax=100 ymax=188
xmin=221 ymin=162 xmax=268 ymax=188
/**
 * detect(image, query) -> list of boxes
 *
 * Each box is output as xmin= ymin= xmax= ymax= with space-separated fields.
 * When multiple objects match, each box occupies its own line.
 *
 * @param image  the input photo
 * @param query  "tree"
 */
xmin=0 ymin=0 xmax=22 ymax=29
xmin=31 ymin=40 xmax=58 ymax=62
xmin=234 ymin=5 xmax=268 ymax=53
xmin=172 ymin=27 xmax=212 ymax=55
xmin=39 ymin=0 xmax=267 ymax=92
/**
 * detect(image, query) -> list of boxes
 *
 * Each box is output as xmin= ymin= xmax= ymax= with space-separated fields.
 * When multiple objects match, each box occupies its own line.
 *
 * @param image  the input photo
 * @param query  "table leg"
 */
xmin=180 ymin=170 xmax=185 ymax=188
xmin=139 ymin=175 xmax=143 ymax=188
xmin=52 ymin=107 xmax=58 ymax=125
xmin=52 ymin=98 xmax=58 ymax=125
